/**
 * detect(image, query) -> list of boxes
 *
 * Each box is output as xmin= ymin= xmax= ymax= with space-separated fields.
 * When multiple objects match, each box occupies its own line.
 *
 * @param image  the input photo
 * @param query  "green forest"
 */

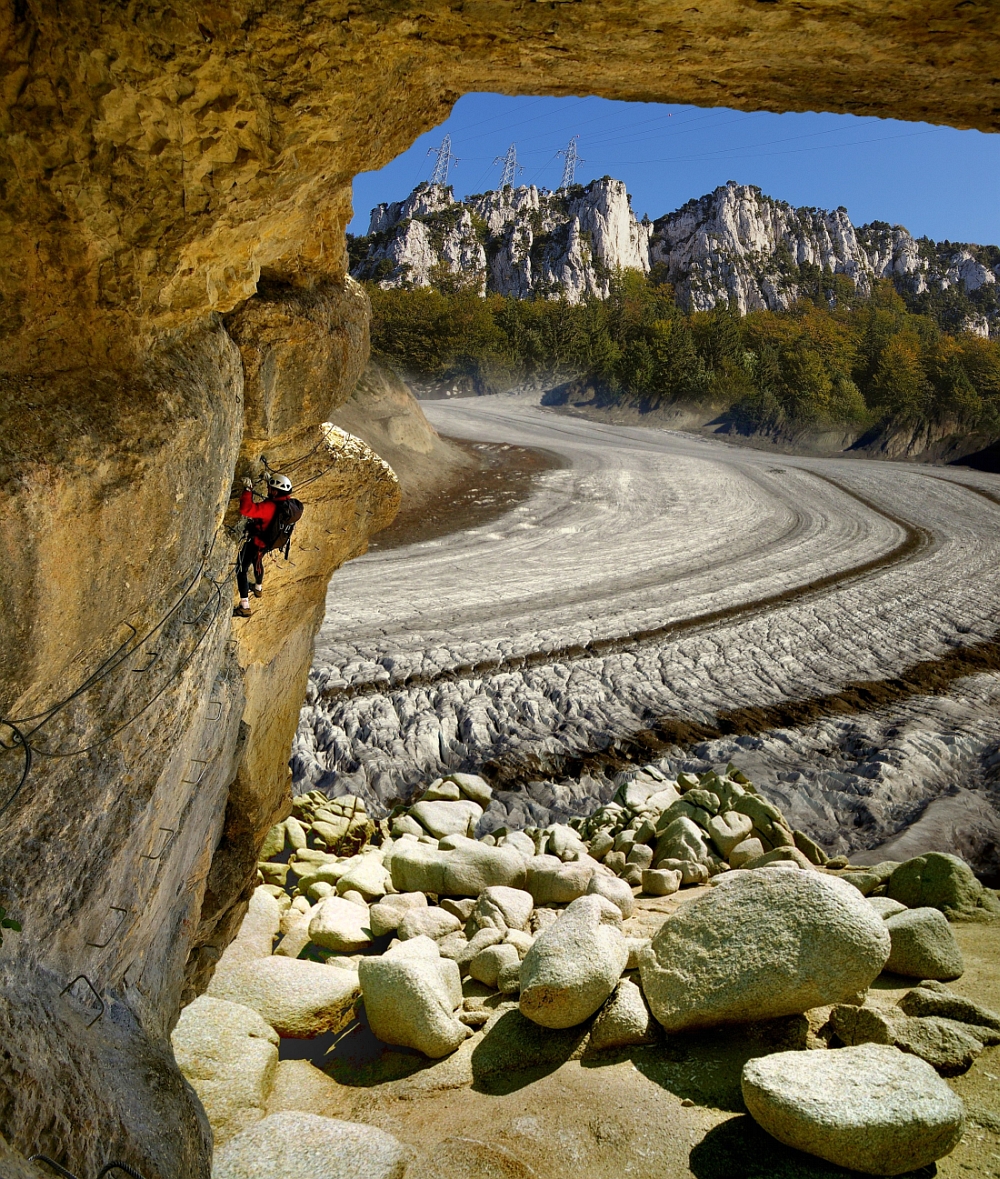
xmin=366 ymin=270 xmax=1000 ymax=437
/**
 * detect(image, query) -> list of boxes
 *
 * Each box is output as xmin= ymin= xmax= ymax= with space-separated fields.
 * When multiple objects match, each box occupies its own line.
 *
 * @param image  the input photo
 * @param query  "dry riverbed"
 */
xmin=295 ymin=395 xmax=1000 ymax=876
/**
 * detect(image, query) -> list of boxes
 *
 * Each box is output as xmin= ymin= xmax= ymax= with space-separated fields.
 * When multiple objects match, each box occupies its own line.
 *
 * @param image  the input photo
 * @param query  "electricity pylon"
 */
xmin=556 ymin=136 xmax=584 ymax=189
xmin=427 ymin=135 xmax=458 ymax=186
xmin=493 ymin=143 xmax=524 ymax=189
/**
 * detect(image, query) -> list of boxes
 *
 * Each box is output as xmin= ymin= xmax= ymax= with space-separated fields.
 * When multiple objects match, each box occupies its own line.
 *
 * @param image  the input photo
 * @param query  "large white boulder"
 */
xmin=469 ymin=886 xmax=534 ymax=935
xmin=171 ymin=996 xmax=278 ymax=1146
xmin=390 ymin=837 xmax=526 ymax=897
xmin=638 ymin=868 xmax=890 ymax=1032
xmin=409 ymin=799 xmax=483 ymax=839
xmin=358 ymin=938 xmax=467 ymax=1057
xmin=519 ymin=894 xmax=628 ymax=1029
xmin=208 ymin=956 xmax=360 ymax=1039
xmin=308 ymin=896 xmax=373 ymax=953
xmin=212 ymin=1112 xmax=411 ymax=1179
xmin=742 ymin=1044 xmax=965 ymax=1175
xmin=524 ymin=855 xmax=598 ymax=904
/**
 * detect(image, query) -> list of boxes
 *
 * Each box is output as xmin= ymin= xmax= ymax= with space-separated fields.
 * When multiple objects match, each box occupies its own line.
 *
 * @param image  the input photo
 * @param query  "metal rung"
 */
xmin=87 ymin=905 xmax=129 ymax=948
xmin=205 ymin=700 xmax=223 ymax=722
xmin=98 ymin=1164 xmax=148 ymax=1179
xmin=131 ymin=651 xmax=160 ymax=673
xmin=60 ymin=975 xmax=104 ymax=1028
xmin=140 ymin=826 xmax=175 ymax=860
xmin=181 ymin=759 xmax=209 ymax=785
xmin=29 ymin=1157 xmax=80 ymax=1179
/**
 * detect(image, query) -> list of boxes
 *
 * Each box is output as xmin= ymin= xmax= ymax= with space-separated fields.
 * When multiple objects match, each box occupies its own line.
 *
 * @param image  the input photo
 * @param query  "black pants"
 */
xmin=236 ymin=540 xmax=264 ymax=598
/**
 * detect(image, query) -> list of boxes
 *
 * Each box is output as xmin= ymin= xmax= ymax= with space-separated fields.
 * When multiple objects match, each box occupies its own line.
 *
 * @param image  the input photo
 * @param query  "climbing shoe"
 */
xmin=252 ymin=584 xmax=263 ymax=598
xmin=233 ymin=604 xmax=252 ymax=618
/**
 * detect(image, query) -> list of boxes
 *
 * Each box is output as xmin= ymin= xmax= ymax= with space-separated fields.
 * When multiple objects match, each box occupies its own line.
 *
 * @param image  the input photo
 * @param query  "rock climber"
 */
xmin=234 ymin=472 xmax=302 ymax=617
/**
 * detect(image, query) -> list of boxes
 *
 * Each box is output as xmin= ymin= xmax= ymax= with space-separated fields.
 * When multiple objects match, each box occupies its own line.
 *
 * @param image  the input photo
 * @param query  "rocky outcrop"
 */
xmin=332 ymin=361 xmax=471 ymax=507
xmin=0 ymin=281 xmax=398 ymax=1178
xmin=650 ymin=185 xmax=999 ymax=330
xmin=353 ymin=180 xmax=1000 ymax=334
xmin=355 ymin=179 xmax=651 ymax=302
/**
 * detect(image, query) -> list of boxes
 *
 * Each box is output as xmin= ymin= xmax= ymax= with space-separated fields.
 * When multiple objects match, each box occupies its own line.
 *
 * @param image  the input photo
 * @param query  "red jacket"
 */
xmin=240 ymin=490 xmax=286 ymax=549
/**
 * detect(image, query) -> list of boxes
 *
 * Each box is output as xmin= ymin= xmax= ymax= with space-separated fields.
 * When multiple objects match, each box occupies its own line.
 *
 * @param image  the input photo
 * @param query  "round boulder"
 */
xmin=742 ymin=1044 xmax=965 ymax=1175
xmin=884 ymin=907 xmax=965 ymax=980
xmin=519 ymin=894 xmax=628 ymax=1029
xmin=886 ymin=852 xmax=983 ymax=917
xmin=638 ymin=868 xmax=890 ymax=1033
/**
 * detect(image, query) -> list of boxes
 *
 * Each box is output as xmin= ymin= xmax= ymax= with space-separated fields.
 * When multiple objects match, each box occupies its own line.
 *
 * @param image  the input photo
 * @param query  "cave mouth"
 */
xmin=3 ymin=4 xmax=1000 ymax=1172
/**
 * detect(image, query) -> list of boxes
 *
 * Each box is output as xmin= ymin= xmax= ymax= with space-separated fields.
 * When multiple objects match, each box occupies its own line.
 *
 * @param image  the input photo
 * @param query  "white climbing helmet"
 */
xmin=267 ymin=473 xmax=293 ymax=495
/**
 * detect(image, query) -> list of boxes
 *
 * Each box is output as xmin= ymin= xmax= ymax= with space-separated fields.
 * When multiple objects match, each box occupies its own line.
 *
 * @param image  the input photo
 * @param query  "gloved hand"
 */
xmin=242 ymin=476 xmax=254 ymax=490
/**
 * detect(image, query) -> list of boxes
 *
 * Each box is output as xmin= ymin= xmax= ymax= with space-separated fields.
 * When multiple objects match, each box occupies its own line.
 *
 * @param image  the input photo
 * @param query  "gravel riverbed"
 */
xmin=293 ymin=396 xmax=1000 ymax=876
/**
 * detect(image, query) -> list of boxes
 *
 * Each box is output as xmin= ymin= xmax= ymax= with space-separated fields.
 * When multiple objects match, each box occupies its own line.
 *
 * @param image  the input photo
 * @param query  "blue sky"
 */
xmin=349 ymin=93 xmax=1000 ymax=246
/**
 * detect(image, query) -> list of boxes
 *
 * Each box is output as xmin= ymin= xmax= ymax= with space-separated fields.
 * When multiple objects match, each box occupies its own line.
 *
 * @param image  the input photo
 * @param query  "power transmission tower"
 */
xmin=556 ymin=136 xmax=584 ymax=189
xmin=427 ymin=135 xmax=458 ymax=186
xmin=493 ymin=143 xmax=524 ymax=189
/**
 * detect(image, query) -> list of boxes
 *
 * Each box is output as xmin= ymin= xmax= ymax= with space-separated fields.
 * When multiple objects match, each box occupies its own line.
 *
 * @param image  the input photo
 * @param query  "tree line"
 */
xmin=366 ymin=270 xmax=1000 ymax=435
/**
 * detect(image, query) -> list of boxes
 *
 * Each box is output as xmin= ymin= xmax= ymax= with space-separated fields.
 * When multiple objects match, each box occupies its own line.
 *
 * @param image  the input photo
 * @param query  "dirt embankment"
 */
xmin=541 ymin=378 xmax=1000 ymax=470
xmin=333 ymin=364 xmax=564 ymax=550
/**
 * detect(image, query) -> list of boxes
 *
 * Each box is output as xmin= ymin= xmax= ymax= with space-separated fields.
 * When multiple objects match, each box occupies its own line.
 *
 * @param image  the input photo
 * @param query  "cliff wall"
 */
xmin=353 ymin=180 xmax=1000 ymax=335
xmin=2 ymin=0 xmax=999 ymax=1174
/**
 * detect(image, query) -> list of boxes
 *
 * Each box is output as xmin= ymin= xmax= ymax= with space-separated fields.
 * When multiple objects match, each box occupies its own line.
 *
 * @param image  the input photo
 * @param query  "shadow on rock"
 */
xmin=284 ymin=1005 xmax=434 ymax=1087
xmin=630 ymin=1016 xmax=813 ymax=1113
xmin=690 ymin=1115 xmax=938 ymax=1179
xmin=471 ymin=1009 xmax=590 ymax=1094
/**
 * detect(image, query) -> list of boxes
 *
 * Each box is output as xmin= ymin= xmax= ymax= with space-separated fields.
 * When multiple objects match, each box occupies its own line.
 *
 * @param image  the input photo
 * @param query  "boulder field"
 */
xmin=170 ymin=764 xmax=1000 ymax=1177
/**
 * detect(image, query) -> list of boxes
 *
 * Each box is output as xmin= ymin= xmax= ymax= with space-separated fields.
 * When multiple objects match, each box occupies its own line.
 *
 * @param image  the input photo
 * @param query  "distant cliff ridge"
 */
xmin=350 ymin=179 xmax=1000 ymax=336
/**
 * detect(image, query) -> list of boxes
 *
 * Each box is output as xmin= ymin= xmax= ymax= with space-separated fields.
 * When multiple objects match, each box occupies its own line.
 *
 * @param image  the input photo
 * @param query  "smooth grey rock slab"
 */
xmin=742 ymin=1044 xmax=965 ymax=1175
xmin=212 ymin=1112 xmax=411 ymax=1179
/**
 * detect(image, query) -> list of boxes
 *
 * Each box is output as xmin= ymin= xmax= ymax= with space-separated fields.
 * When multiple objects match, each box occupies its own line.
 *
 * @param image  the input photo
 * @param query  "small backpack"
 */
xmin=259 ymin=497 xmax=304 ymax=558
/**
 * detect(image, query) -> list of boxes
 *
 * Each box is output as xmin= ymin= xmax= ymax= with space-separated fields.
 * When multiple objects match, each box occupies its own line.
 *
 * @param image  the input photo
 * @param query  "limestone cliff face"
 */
xmin=651 ymin=184 xmax=1000 ymax=333
xmin=355 ymin=178 xmax=652 ymax=302
xmin=0 ymin=280 xmax=398 ymax=1178
xmin=354 ymin=180 xmax=1000 ymax=335
xmin=2 ymin=0 xmax=999 ymax=1174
